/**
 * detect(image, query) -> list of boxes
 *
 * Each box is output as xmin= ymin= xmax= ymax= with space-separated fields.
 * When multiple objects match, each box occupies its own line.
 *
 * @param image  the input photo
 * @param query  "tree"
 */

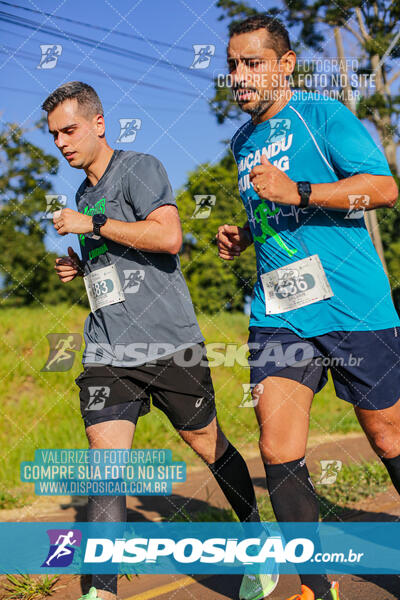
xmin=0 ymin=121 xmax=87 ymax=306
xmin=214 ymin=0 xmax=400 ymax=168
xmin=178 ymin=150 xmax=256 ymax=314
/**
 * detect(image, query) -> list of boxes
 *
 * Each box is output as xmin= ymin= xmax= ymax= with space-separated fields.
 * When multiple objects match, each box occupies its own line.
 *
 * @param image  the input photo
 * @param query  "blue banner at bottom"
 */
xmin=0 ymin=522 xmax=399 ymax=575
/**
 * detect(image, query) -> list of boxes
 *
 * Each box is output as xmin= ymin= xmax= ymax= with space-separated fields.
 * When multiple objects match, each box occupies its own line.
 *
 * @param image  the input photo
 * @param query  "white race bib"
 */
xmin=261 ymin=254 xmax=333 ymax=315
xmin=84 ymin=264 xmax=125 ymax=312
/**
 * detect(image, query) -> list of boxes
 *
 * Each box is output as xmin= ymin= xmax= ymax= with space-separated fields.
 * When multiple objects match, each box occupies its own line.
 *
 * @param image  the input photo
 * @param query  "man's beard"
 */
xmin=233 ymin=86 xmax=275 ymax=117
xmin=241 ymin=96 xmax=274 ymax=118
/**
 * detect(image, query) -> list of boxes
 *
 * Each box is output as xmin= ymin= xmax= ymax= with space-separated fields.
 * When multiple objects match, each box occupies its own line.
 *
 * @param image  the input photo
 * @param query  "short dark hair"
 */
xmin=229 ymin=15 xmax=291 ymax=58
xmin=42 ymin=81 xmax=103 ymax=117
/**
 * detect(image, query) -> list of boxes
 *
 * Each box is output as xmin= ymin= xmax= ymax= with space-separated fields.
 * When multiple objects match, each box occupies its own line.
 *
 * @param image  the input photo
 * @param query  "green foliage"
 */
xmin=0 ymin=487 xmax=25 ymax=509
xmin=0 ymin=121 xmax=87 ymax=307
xmin=209 ymin=81 xmax=243 ymax=125
xmin=216 ymin=0 xmax=259 ymax=21
xmin=2 ymin=573 xmax=60 ymax=600
xmin=378 ymin=201 xmax=400 ymax=313
xmin=316 ymin=460 xmax=390 ymax=520
xmin=178 ymin=150 xmax=256 ymax=314
xmin=213 ymin=1 xmax=400 ymax=132
xmin=279 ymin=1 xmax=400 ymax=54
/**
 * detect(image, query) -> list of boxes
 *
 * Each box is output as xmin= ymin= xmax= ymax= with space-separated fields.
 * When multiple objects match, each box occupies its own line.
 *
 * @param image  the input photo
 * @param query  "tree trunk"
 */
xmin=334 ymin=28 xmax=389 ymax=274
xmin=370 ymin=52 xmax=398 ymax=175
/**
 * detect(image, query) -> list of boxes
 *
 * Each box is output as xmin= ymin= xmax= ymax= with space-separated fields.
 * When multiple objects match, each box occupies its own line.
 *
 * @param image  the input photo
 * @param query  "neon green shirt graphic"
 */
xmin=79 ymin=198 xmax=106 ymax=248
xmin=253 ymin=200 xmax=298 ymax=258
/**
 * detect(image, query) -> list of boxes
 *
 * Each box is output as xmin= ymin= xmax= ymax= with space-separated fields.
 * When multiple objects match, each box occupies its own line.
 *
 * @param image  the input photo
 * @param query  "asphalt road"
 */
xmin=1 ymin=433 xmax=399 ymax=600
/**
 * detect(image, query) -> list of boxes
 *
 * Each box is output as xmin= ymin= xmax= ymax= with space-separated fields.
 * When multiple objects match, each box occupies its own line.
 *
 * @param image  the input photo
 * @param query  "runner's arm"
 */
xmin=311 ymin=100 xmax=398 ymax=210
xmin=53 ymin=205 xmax=182 ymax=254
xmin=53 ymin=151 xmax=183 ymax=254
xmin=250 ymin=157 xmax=398 ymax=210
xmin=94 ymin=204 xmax=182 ymax=254
xmin=306 ymin=174 xmax=398 ymax=210
xmin=250 ymin=97 xmax=398 ymax=211
xmin=116 ymin=154 xmax=181 ymax=253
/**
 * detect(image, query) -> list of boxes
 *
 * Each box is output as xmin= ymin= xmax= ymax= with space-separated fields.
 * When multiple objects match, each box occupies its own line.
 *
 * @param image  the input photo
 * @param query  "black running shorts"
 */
xmin=75 ymin=343 xmax=216 ymax=431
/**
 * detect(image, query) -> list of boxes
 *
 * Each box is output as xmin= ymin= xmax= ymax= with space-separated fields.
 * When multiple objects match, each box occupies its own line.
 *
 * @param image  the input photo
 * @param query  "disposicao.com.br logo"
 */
xmin=42 ymin=529 xmax=82 ymax=567
xmin=84 ymin=535 xmax=313 ymax=565
xmin=3 ymin=521 xmax=394 ymax=575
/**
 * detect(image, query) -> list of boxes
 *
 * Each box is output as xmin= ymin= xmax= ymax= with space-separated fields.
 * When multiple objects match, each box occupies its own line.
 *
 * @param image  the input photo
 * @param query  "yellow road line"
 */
xmin=123 ymin=574 xmax=211 ymax=600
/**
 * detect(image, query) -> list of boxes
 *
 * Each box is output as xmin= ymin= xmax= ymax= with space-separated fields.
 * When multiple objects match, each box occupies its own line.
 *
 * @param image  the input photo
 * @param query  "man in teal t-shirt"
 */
xmin=217 ymin=13 xmax=400 ymax=600
xmin=231 ymin=91 xmax=400 ymax=336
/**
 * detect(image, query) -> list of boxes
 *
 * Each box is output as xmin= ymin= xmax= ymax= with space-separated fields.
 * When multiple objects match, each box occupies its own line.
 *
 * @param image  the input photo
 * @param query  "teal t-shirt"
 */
xmin=231 ymin=92 xmax=400 ymax=336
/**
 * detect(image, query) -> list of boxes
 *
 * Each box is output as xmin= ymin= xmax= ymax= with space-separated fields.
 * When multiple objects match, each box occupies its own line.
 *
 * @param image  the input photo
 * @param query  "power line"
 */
xmin=0 ymin=45 xmax=201 ymax=99
xmin=0 ymin=27 xmax=196 ymax=95
xmin=0 ymin=9 xmax=215 ymax=83
xmin=0 ymin=84 xmax=209 ymax=114
xmin=0 ymin=1 xmax=223 ymax=58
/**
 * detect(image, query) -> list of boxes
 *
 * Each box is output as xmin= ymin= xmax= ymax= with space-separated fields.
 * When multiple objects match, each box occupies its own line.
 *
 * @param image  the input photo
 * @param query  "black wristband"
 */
xmin=297 ymin=181 xmax=312 ymax=208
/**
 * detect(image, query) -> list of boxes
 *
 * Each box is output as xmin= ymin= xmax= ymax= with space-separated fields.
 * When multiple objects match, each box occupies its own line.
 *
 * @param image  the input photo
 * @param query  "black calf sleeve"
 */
xmin=208 ymin=441 xmax=259 ymax=522
xmin=264 ymin=457 xmax=330 ymax=598
xmin=380 ymin=453 xmax=400 ymax=495
xmin=87 ymin=494 xmax=127 ymax=595
xmin=264 ymin=457 xmax=319 ymax=522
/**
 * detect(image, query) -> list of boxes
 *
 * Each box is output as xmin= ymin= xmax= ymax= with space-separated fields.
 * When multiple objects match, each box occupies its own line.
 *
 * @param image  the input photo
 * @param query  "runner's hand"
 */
xmin=55 ymin=246 xmax=83 ymax=282
xmin=53 ymin=207 xmax=92 ymax=235
xmin=250 ymin=155 xmax=300 ymax=205
xmin=216 ymin=224 xmax=252 ymax=260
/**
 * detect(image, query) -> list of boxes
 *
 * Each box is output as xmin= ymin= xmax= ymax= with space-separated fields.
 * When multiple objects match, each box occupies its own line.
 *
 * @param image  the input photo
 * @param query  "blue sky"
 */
xmin=0 ymin=0 xmax=390 ymax=257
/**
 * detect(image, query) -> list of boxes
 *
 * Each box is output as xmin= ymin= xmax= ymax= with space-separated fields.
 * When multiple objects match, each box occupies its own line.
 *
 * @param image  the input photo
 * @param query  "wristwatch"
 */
xmin=297 ymin=181 xmax=312 ymax=208
xmin=92 ymin=213 xmax=108 ymax=236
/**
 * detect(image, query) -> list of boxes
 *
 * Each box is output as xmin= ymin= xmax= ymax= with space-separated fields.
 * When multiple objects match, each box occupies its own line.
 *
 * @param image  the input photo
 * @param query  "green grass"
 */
xmin=1 ymin=574 xmax=60 ymax=600
xmin=0 ymin=305 xmax=360 ymax=505
xmin=317 ymin=460 xmax=390 ymax=520
xmin=169 ymin=460 xmax=390 ymax=523
xmin=0 ymin=490 xmax=25 ymax=510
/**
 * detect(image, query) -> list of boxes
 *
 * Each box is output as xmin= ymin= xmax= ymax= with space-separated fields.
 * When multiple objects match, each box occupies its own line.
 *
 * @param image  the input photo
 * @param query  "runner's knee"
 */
xmin=178 ymin=419 xmax=228 ymax=464
xmin=365 ymin=423 xmax=400 ymax=458
xmin=86 ymin=420 xmax=135 ymax=449
xmin=259 ymin=431 xmax=305 ymax=464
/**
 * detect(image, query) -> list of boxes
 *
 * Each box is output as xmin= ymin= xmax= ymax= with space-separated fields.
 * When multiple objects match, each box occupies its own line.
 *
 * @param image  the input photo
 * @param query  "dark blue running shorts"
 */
xmin=248 ymin=326 xmax=400 ymax=410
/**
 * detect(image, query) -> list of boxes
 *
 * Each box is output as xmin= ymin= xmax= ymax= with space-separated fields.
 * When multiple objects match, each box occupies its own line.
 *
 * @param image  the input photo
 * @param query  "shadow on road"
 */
xmin=58 ymin=486 xmax=400 ymax=598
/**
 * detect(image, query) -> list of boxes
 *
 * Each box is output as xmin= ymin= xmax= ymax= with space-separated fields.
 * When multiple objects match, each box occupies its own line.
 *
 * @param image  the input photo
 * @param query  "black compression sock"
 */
xmin=208 ymin=441 xmax=259 ymax=522
xmin=87 ymin=493 xmax=127 ymax=595
xmin=380 ymin=453 xmax=400 ymax=495
xmin=264 ymin=457 xmax=319 ymax=521
xmin=264 ymin=457 xmax=330 ymax=598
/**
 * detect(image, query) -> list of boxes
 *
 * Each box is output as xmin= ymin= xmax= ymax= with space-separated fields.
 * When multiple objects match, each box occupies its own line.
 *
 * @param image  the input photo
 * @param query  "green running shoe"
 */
xmin=327 ymin=581 xmax=340 ymax=600
xmin=239 ymin=572 xmax=279 ymax=599
xmin=77 ymin=587 xmax=105 ymax=600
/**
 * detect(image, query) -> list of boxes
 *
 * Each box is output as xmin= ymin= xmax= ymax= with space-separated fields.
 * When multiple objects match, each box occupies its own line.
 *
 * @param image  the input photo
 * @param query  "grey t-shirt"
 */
xmin=75 ymin=149 xmax=204 ymax=367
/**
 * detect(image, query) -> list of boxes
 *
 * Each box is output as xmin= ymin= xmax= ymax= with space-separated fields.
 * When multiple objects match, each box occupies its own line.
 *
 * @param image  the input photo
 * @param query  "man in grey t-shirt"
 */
xmin=75 ymin=147 xmax=204 ymax=367
xmin=43 ymin=82 xmax=277 ymax=600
